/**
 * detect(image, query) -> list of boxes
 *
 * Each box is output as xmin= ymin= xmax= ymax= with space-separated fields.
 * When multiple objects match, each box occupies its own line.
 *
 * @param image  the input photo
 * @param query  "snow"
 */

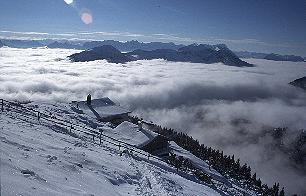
xmin=168 ymin=142 xmax=258 ymax=196
xmin=72 ymin=98 xmax=130 ymax=120
xmin=169 ymin=141 xmax=229 ymax=185
xmin=0 ymin=104 xmax=220 ymax=196
xmin=111 ymin=121 xmax=152 ymax=147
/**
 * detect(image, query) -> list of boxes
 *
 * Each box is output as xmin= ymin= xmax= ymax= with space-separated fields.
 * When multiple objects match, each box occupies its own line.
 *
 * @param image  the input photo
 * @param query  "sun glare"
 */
xmin=63 ymin=0 xmax=73 ymax=5
xmin=80 ymin=10 xmax=93 ymax=25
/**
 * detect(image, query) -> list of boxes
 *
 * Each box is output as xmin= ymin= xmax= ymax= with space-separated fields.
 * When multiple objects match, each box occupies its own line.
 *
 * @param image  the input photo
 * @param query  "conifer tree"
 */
xmin=279 ymin=187 xmax=285 ymax=196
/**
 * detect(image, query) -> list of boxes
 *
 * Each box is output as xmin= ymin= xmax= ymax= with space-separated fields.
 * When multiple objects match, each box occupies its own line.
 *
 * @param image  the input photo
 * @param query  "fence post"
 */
xmin=37 ymin=111 xmax=40 ymax=121
xmin=93 ymin=134 xmax=95 ymax=142
xmin=1 ymin=99 xmax=3 ymax=112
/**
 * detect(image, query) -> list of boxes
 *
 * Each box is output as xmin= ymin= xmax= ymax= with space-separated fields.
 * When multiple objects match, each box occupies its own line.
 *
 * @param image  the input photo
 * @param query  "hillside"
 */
xmin=0 ymin=99 xmax=264 ymax=196
xmin=0 ymin=101 xmax=219 ymax=196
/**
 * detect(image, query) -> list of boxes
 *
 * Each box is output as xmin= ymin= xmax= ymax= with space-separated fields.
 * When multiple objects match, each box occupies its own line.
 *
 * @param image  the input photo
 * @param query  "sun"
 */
xmin=63 ymin=0 xmax=73 ymax=5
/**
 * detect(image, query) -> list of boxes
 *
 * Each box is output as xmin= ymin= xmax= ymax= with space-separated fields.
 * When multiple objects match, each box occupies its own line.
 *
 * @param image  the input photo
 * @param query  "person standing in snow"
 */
xmin=87 ymin=94 xmax=92 ymax=105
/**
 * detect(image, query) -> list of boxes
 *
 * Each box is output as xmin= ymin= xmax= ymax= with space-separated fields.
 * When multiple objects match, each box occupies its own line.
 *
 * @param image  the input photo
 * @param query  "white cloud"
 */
xmin=0 ymin=30 xmax=50 ymax=35
xmin=0 ymin=30 xmax=272 ymax=45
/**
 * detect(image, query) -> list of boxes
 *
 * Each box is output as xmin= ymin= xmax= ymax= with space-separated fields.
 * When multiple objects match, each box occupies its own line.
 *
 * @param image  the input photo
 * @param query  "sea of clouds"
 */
xmin=1 ymin=47 xmax=306 ymax=194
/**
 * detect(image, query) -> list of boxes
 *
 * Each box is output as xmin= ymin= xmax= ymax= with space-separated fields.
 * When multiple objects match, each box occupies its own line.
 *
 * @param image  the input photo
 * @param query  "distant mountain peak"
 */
xmin=69 ymin=45 xmax=131 ymax=63
xmin=289 ymin=76 xmax=306 ymax=91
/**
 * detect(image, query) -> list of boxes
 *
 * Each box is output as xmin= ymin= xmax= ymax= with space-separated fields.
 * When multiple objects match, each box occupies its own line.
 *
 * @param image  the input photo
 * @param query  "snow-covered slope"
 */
xmin=168 ymin=142 xmax=258 ymax=196
xmin=169 ymin=141 xmax=229 ymax=184
xmin=0 ymin=102 xmax=220 ymax=196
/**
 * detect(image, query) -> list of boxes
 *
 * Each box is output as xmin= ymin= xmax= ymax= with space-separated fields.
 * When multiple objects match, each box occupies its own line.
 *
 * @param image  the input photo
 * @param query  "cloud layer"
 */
xmin=1 ymin=48 xmax=306 ymax=194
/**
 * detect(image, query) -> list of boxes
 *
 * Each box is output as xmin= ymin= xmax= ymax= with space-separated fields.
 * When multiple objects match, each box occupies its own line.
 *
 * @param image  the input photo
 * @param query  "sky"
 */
xmin=0 ymin=0 xmax=306 ymax=55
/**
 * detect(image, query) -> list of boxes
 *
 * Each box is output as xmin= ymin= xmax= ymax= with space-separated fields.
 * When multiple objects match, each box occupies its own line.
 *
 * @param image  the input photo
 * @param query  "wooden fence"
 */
xmin=0 ymin=98 xmax=161 ymax=162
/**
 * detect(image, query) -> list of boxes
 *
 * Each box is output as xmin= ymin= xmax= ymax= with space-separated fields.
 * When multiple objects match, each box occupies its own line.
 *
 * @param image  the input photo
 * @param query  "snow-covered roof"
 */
xmin=110 ymin=121 xmax=157 ymax=147
xmin=72 ymin=97 xmax=131 ymax=120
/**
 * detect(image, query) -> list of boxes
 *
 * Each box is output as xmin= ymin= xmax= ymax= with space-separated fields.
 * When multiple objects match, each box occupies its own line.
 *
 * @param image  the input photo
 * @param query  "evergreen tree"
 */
xmin=252 ymin=173 xmax=257 ymax=183
xmin=256 ymin=178 xmax=262 ymax=188
xmin=132 ymin=115 xmax=287 ymax=196
xmin=279 ymin=187 xmax=285 ymax=196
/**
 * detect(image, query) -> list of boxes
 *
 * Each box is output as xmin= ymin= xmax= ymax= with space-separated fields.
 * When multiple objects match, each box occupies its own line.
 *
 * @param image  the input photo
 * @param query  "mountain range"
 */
xmin=0 ymin=40 xmax=5 ymax=47
xmin=1 ymin=38 xmax=305 ymax=62
xmin=46 ymin=41 xmax=83 ymax=49
xmin=235 ymin=51 xmax=305 ymax=62
xmin=82 ymin=40 xmax=185 ymax=51
xmin=69 ymin=44 xmax=253 ymax=67
xmin=0 ymin=39 xmax=44 ymax=48
xmin=264 ymin=53 xmax=304 ymax=62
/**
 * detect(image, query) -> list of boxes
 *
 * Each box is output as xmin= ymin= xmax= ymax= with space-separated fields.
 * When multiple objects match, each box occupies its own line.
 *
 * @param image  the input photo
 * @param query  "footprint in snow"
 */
xmin=46 ymin=155 xmax=58 ymax=162
xmin=21 ymin=169 xmax=46 ymax=182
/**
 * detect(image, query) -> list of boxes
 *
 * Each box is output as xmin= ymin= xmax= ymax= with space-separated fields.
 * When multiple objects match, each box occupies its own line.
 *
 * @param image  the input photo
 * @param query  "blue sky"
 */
xmin=0 ymin=0 xmax=305 ymax=56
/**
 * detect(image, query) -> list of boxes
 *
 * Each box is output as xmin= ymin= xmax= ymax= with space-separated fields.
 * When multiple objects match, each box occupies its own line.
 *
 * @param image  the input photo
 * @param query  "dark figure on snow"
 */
xmin=87 ymin=94 xmax=92 ymax=105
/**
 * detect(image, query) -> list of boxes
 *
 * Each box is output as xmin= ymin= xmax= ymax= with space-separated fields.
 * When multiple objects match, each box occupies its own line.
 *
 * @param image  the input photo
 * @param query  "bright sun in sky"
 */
xmin=63 ymin=0 xmax=73 ymax=5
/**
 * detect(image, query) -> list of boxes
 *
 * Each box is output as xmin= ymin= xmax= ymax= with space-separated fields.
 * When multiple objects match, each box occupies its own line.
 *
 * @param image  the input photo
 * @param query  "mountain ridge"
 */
xmin=69 ymin=44 xmax=253 ymax=67
xmin=235 ymin=51 xmax=305 ymax=62
xmin=1 ymin=38 xmax=304 ymax=62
